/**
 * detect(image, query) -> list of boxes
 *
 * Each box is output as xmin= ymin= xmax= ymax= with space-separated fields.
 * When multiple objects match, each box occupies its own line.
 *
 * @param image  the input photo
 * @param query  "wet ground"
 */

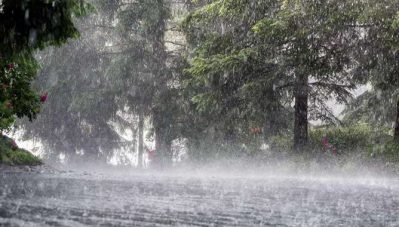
xmin=0 ymin=170 xmax=399 ymax=226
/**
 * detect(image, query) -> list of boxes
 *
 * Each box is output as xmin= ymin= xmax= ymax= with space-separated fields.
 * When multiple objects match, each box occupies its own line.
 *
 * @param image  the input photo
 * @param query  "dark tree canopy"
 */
xmin=0 ymin=0 xmax=91 ymax=58
xmin=0 ymin=0 xmax=92 ymax=134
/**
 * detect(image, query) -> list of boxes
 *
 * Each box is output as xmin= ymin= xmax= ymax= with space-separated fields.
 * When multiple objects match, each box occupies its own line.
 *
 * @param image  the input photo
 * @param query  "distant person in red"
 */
xmin=322 ymin=135 xmax=338 ymax=155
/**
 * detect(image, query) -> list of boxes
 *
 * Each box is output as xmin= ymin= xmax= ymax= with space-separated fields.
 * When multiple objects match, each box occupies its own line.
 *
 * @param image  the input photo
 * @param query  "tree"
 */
xmin=344 ymin=1 xmax=399 ymax=141
xmin=0 ymin=0 xmax=92 ymax=133
xmin=16 ymin=0 xmax=131 ymax=163
xmin=105 ymin=0 xmax=176 ymax=167
xmin=182 ymin=0 xmax=362 ymax=152
xmin=17 ymin=0 xmax=186 ymax=166
xmin=182 ymin=0 xmax=291 ymax=153
xmin=254 ymin=0 xmax=368 ymax=150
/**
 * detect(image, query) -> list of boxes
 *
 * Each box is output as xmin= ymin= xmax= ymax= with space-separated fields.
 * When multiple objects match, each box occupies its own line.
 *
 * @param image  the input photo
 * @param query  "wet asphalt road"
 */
xmin=0 ymin=172 xmax=399 ymax=226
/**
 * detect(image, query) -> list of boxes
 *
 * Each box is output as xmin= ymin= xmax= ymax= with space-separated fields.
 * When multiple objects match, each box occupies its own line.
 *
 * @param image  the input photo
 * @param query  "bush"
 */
xmin=266 ymin=124 xmax=392 ymax=155
xmin=369 ymin=141 xmax=399 ymax=163
xmin=309 ymin=124 xmax=391 ymax=153
xmin=0 ymin=135 xmax=41 ymax=166
xmin=268 ymin=134 xmax=292 ymax=152
xmin=0 ymin=62 xmax=42 ymax=131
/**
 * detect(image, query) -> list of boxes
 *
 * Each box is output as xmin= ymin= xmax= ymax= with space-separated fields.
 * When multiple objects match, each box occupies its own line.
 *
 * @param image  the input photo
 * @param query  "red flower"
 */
xmin=6 ymin=63 xmax=14 ymax=71
xmin=250 ymin=127 xmax=262 ymax=134
xmin=40 ymin=92 xmax=48 ymax=103
xmin=322 ymin=136 xmax=329 ymax=148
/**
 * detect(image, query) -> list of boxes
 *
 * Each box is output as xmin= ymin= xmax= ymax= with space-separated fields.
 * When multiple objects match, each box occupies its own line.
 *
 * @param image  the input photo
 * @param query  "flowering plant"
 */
xmin=0 ymin=62 xmax=42 ymax=131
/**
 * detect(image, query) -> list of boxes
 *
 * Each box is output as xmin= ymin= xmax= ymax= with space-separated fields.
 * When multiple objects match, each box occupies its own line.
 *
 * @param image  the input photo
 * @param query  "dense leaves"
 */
xmin=0 ymin=0 xmax=91 ymax=133
xmin=182 ymin=0 xmax=399 ymax=152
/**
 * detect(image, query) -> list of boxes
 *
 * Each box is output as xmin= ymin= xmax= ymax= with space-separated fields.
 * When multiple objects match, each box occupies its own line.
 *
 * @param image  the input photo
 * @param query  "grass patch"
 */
xmin=0 ymin=135 xmax=42 ymax=166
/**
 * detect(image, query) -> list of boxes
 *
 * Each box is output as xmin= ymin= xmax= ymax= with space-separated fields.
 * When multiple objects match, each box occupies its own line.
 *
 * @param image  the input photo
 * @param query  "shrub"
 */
xmin=0 ymin=135 xmax=41 ymax=166
xmin=369 ymin=141 xmax=399 ymax=163
xmin=268 ymin=134 xmax=292 ymax=152
xmin=265 ymin=124 xmax=392 ymax=155
xmin=0 ymin=62 xmax=42 ymax=131
xmin=309 ymin=124 xmax=390 ymax=153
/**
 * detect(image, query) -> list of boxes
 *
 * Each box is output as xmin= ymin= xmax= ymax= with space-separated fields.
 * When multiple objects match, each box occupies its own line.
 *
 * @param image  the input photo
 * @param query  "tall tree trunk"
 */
xmin=155 ymin=126 xmax=172 ymax=168
xmin=264 ymin=87 xmax=279 ymax=138
xmin=137 ymin=110 xmax=144 ymax=168
xmin=149 ymin=0 xmax=173 ymax=168
xmin=265 ymin=112 xmax=278 ymax=139
xmin=293 ymin=74 xmax=309 ymax=151
xmin=394 ymin=99 xmax=399 ymax=141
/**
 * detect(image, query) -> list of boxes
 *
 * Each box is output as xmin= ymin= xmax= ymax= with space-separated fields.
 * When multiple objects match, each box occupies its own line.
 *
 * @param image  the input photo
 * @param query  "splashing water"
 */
xmin=0 ymin=169 xmax=398 ymax=226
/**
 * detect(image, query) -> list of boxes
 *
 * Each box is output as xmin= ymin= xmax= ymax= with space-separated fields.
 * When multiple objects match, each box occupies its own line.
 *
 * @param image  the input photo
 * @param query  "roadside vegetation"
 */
xmin=251 ymin=124 xmax=399 ymax=174
xmin=0 ymin=135 xmax=41 ymax=166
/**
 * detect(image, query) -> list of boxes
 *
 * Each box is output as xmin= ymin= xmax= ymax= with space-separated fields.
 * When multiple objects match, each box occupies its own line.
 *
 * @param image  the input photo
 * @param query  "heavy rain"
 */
xmin=1 ymin=0 xmax=399 ymax=226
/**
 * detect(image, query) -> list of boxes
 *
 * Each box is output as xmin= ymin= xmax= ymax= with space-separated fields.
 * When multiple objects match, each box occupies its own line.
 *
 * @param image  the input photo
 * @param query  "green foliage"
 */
xmin=0 ymin=0 xmax=93 ymax=56
xmin=1 ymin=149 xmax=42 ymax=166
xmin=0 ymin=0 xmax=93 ymax=160
xmin=343 ymin=2 xmax=399 ymax=133
xmin=0 ymin=59 xmax=41 ymax=131
xmin=343 ymin=91 xmax=398 ymax=127
xmin=186 ymin=132 xmax=265 ymax=163
xmin=268 ymin=124 xmax=391 ymax=154
xmin=182 ymin=0 xmax=399 ymax=154
xmin=111 ymin=0 xmax=172 ymax=114
xmin=182 ymin=0 xmax=291 ymax=150
xmin=0 ymin=0 xmax=92 ymax=131
xmin=268 ymin=134 xmax=293 ymax=152
xmin=371 ymin=142 xmax=399 ymax=164
xmin=118 ymin=0 xmax=170 ymax=38
xmin=21 ymin=39 xmax=122 ymax=161
xmin=0 ymin=135 xmax=41 ymax=165
xmin=309 ymin=124 xmax=385 ymax=151
xmin=18 ymin=0 xmax=179 ymax=164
